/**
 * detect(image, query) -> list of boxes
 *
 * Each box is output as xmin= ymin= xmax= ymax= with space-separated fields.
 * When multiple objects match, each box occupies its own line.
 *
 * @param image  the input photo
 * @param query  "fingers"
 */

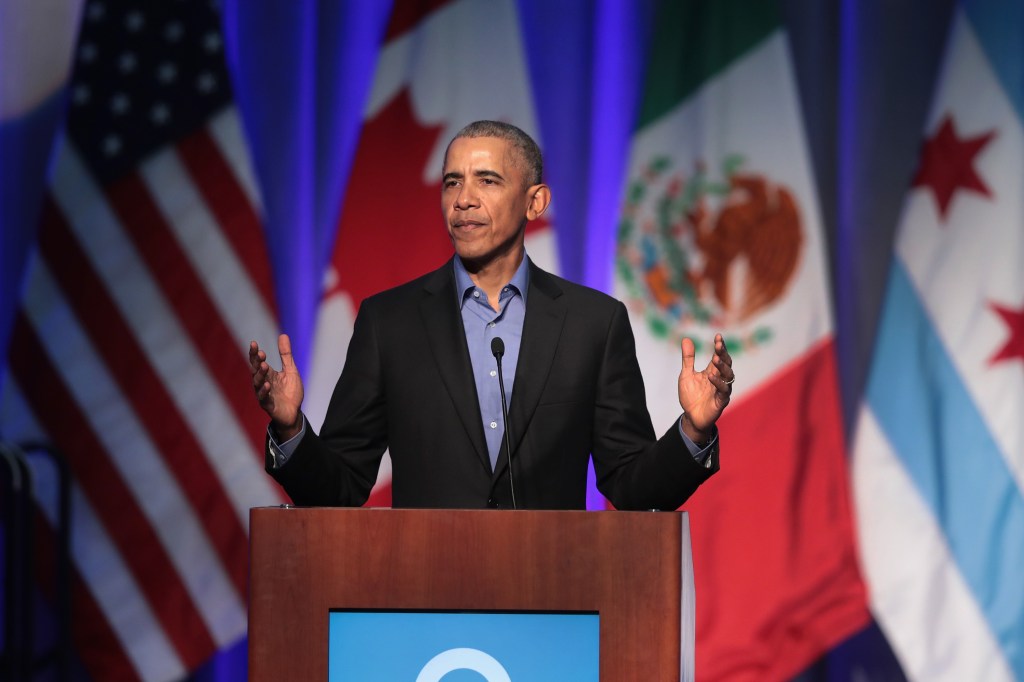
xmin=255 ymin=379 xmax=271 ymax=402
xmin=709 ymin=333 xmax=735 ymax=391
xmin=251 ymin=357 xmax=270 ymax=394
xmin=278 ymin=333 xmax=297 ymax=371
xmin=715 ymin=333 xmax=733 ymax=368
xmin=249 ymin=340 xmax=274 ymax=400
xmin=250 ymin=341 xmax=265 ymax=381
xmin=248 ymin=340 xmax=265 ymax=372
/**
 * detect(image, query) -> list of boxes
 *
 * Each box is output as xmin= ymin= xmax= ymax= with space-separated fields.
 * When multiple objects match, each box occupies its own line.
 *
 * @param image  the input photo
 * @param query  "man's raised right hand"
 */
xmin=249 ymin=334 xmax=305 ymax=441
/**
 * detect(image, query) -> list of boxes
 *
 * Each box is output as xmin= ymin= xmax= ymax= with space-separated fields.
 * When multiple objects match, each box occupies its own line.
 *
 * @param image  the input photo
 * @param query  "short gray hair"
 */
xmin=447 ymin=120 xmax=543 ymax=186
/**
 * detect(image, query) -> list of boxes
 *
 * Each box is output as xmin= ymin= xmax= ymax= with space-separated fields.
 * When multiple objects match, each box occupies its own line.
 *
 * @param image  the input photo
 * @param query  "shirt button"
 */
xmin=488 ymin=322 xmax=496 ymax=328
xmin=503 ymin=287 xmax=509 ymax=292
xmin=490 ymin=370 xmax=497 ymax=377
xmin=473 ymin=290 xmax=480 ymax=298
xmin=489 ymin=421 xmax=498 ymax=429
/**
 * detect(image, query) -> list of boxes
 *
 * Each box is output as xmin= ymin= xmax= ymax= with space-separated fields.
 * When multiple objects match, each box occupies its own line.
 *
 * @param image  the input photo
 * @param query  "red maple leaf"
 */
xmin=989 ymin=300 xmax=1024 ymax=365
xmin=912 ymin=114 xmax=995 ymax=220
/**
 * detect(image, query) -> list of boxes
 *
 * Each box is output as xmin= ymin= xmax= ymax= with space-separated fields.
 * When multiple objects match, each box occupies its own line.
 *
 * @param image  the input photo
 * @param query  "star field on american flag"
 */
xmin=68 ymin=0 xmax=231 ymax=183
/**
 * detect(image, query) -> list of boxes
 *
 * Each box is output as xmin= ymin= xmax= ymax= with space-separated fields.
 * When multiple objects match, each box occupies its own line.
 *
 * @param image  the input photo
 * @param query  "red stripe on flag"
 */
xmin=176 ymin=129 xmax=277 ymax=315
xmin=38 ymin=198 xmax=250 ymax=599
xmin=687 ymin=338 xmax=869 ymax=681
xmin=103 ymin=172 xmax=266 ymax=456
xmin=69 ymin=570 xmax=145 ymax=682
xmin=10 ymin=314 xmax=217 ymax=669
xmin=32 ymin=509 xmax=143 ymax=682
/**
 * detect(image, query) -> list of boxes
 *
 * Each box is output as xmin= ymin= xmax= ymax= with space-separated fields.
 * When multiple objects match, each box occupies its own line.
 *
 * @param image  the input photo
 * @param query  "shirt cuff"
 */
xmin=267 ymin=416 xmax=306 ymax=468
xmin=678 ymin=416 xmax=717 ymax=468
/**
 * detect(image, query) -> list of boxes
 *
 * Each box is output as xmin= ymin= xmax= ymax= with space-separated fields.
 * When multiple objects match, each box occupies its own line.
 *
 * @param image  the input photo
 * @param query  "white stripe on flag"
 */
xmin=139 ymin=148 xmax=278 ymax=351
xmin=21 ymin=256 xmax=247 ymax=646
xmin=50 ymin=146 xmax=282 ymax=525
xmin=852 ymin=405 xmax=1014 ymax=681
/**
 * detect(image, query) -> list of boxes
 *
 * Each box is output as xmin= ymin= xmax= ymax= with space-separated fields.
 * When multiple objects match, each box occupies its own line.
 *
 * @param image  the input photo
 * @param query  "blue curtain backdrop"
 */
xmin=219 ymin=0 xmax=394 ymax=376
xmin=0 ymin=0 xmax=965 ymax=679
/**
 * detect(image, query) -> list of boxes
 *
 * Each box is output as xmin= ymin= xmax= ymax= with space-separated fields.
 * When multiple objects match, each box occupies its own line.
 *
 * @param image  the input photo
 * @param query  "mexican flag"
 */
xmin=615 ymin=1 xmax=869 ymax=678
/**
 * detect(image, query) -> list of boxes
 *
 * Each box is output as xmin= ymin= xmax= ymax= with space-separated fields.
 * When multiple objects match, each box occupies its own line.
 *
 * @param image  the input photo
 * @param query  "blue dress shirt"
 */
xmin=453 ymin=255 xmax=528 ymax=470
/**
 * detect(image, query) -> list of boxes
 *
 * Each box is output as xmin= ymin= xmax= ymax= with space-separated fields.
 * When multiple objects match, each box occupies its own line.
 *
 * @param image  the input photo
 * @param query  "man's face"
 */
xmin=441 ymin=136 xmax=545 ymax=268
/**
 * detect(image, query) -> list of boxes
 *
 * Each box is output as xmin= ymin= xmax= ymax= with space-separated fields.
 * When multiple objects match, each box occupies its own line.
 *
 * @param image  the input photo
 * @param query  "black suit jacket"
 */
xmin=268 ymin=258 xmax=718 ymax=509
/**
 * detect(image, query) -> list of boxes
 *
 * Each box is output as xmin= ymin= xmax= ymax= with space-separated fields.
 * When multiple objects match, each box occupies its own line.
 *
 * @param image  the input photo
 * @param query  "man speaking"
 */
xmin=249 ymin=121 xmax=735 ymax=510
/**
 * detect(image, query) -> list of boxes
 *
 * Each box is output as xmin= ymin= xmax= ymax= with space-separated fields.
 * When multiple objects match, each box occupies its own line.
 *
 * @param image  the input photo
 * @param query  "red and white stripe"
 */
xmin=2 ymin=106 xmax=285 ymax=681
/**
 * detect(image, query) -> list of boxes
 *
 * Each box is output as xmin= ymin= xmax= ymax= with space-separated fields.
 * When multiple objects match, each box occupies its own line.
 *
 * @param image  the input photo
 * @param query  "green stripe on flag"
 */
xmin=637 ymin=0 xmax=781 ymax=129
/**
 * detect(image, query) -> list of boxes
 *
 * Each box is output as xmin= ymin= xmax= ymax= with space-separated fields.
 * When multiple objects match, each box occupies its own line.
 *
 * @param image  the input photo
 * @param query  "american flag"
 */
xmin=2 ymin=1 xmax=285 ymax=679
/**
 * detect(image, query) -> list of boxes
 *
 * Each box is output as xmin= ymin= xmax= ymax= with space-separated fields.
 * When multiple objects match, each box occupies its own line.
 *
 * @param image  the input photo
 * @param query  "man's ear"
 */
xmin=525 ymin=184 xmax=551 ymax=221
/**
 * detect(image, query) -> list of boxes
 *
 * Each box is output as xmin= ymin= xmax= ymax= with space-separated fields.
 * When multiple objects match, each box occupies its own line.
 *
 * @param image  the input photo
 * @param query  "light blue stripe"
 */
xmin=867 ymin=260 xmax=1024 ymax=677
xmin=963 ymin=0 xmax=1024 ymax=122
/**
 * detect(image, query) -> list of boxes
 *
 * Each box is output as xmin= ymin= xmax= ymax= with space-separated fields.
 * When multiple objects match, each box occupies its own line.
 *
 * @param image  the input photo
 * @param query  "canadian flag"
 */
xmin=303 ymin=0 xmax=558 ymax=506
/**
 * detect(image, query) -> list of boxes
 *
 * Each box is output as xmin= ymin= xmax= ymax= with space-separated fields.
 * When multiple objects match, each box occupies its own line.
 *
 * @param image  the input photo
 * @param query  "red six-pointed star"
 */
xmin=912 ymin=114 xmax=996 ymax=220
xmin=989 ymin=301 xmax=1024 ymax=365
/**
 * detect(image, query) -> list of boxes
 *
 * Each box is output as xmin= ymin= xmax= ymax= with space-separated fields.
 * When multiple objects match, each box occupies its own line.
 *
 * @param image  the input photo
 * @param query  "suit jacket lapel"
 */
xmin=418 ymin=259 xmax=491 ymax=471
xmin=493 ymin=261 xmax=566 ymax=480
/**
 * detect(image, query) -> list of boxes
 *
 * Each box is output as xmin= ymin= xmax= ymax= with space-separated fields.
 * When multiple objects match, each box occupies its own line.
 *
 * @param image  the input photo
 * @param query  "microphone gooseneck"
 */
xmin=490 ymin=337 xmax=516 ymax=509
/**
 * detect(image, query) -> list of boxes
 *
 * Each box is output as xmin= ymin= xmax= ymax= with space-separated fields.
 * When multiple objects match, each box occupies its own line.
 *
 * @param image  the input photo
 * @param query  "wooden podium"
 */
xmin=249 ymin=507 xmax=695 ymax=681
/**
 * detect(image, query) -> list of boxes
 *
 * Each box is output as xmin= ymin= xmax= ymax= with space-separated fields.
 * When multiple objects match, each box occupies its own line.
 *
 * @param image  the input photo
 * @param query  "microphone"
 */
xmin=490 ymin=337 xmax=517 ymax=509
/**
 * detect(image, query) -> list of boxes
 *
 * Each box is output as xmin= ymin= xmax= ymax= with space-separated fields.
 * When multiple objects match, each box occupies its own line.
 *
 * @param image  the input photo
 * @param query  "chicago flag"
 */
xmin=852 ymin=0 xmax=1024 ymax=679
xmin=615 ymin=1 xmax=868 ymax=679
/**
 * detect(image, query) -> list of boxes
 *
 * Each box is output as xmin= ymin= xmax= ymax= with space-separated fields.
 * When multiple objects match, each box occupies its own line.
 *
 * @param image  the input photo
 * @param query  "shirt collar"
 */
xmin=453 ymin=253 xmax=530 ymax=308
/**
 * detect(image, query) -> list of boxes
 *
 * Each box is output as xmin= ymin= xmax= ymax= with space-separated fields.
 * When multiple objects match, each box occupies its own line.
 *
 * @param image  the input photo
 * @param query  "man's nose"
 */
xmin=454 ymin=184 xmax=478 ymax=208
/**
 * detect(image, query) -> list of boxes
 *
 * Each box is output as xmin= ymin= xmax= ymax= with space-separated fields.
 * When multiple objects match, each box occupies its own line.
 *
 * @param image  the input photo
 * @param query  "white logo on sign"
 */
xmin=415 ymin=647 xmax=512 ymax=682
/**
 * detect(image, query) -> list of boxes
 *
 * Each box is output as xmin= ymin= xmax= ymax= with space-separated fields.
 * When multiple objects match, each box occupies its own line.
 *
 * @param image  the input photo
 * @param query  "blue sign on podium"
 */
xmin=328 ymin=610 xmax=599 ymax=681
